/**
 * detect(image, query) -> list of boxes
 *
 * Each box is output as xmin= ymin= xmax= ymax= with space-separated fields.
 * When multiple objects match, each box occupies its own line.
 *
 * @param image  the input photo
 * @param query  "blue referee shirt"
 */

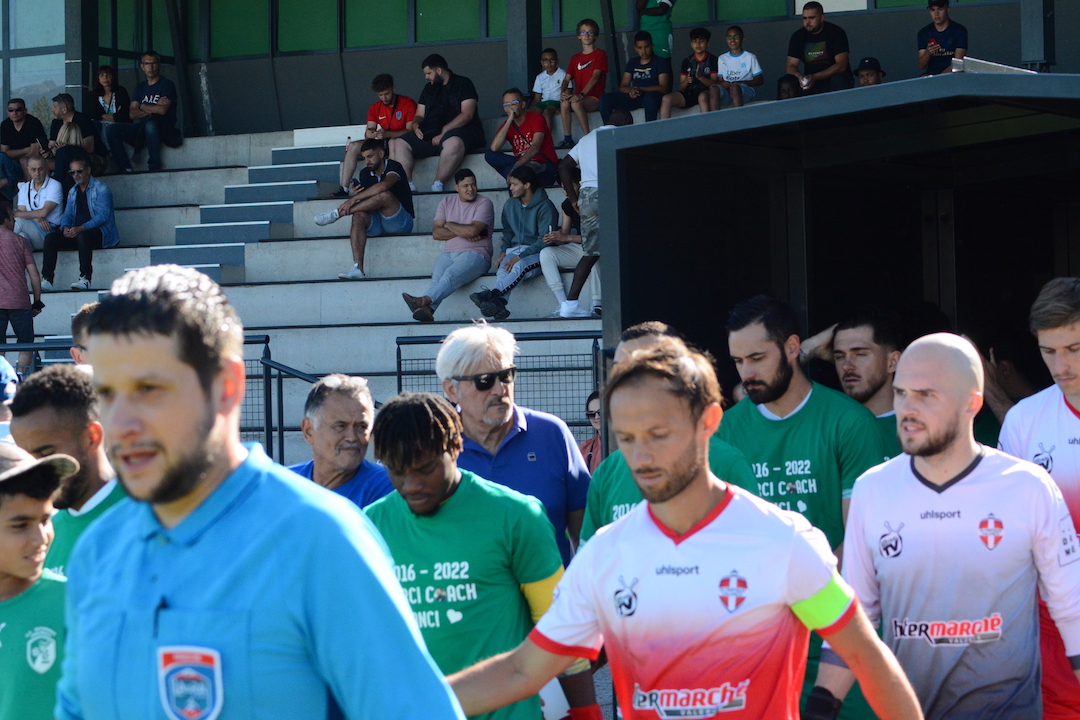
xmin=457 ymin=405 xmax=590 ymax=564
xmin=288 ymin=458 xmax=395 ymax=509
xmin=56 ymin=443 xmax=464 ymax=720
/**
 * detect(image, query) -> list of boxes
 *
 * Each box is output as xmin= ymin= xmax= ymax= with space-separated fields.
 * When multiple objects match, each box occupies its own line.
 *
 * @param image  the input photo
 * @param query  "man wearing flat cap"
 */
xmin=918 ymin=0 xmax=967 ymax=75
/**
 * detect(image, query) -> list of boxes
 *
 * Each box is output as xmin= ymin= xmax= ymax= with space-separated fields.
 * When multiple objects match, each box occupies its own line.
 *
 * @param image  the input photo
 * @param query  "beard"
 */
xmin=744 ymin=355 xmax=794 ymax=405
xmin=843 ymin=368 xmax=890 ymax=404
xmin=481 ymin=399 xmax=514 ymax=427
xmin=901 ymin=418 xmax=960 ymax=458
xmin=116 ymin=405 xmax=217 ymax=505
xmin=52 ymin=464 xmax=91 ymax=511
xmin=632 ymin=438 xmax=704 ymax=504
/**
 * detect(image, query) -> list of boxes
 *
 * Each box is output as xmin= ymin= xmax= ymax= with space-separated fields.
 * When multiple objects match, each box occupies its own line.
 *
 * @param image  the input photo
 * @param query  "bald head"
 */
xmin=898 ymin=333 xmax=983 ymax=397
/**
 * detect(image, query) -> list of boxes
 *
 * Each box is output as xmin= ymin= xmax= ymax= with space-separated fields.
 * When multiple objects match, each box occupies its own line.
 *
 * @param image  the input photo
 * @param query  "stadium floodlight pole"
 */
xmin=600 ymin=0 xmax=622 ymax=92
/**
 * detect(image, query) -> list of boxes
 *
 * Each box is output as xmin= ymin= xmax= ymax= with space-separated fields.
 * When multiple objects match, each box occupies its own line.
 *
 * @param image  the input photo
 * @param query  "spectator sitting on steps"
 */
xmin=14 ymin=156 xmax=62 ymax=251
xmin=485 ymin=87 xmax=560 ymax=188
xmin=0 ymin=98 xmax=48 ymax=185
xmin=105 ymin=50 xmax=181 ymax=173
xmin=333 ymin=74 xmax=419 ymax=198
xmin=41 ymin=156 xmax=119 ymax=293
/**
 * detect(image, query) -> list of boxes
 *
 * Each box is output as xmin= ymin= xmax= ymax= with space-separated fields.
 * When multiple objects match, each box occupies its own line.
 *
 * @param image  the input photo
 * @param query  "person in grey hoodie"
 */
xmin=470 ymin=166 xmax=559 ymax=320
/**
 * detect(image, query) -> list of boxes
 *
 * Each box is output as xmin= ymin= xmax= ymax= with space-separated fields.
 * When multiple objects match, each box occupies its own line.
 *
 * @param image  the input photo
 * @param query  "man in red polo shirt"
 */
xmin=333 ymin=74 xmax=418 ymax=198
xmin=485 ymin=88 xmax=559 ymax=188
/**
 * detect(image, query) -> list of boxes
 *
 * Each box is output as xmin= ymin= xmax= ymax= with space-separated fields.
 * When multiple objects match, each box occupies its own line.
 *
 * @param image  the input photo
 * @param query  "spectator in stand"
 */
xmin=777 ymin=73 xmax=804 ymax=100
xmin=0 ymin=98 xmax=48 ymax=184
xmin=288 ymin=374 xmax=394 ymax=510
xmin=853 ymin=57 xmax=887 ymax=86
xmin=84 ymin=65 xmax=130 ymax=156
xmin=529 ymin=48 xmax=566 ymax=135
xmin=711 ymin=26 xmax=764 ymax=109
xmin=14 ymin=156 xmax=63 ymax=251
xmin=46 ymin=94 xmax=104 ymax=175
xmin=600 ymin=31 xmax=671 ymax=124
xmin=68 ymin=301 xmax=97 ymax=365
xmin=314 ymin=139 xmax=414 ymax=281
xmin=486 ymin=88 xmax=560 ymax=188
xmin=105 ymin=50 xmax=181 ymax=173
xmin=579 ymin=390 xmax=603 ymax=474
xmin=919 ymin=0 xmax=967 ymax=75
xmin=333 ymin=74 xmax=419 ymax=199
xmin=469 ymin=166 xmax=558 ymax=321
xmin=557 ymin=19 xmax=608 ymax=149
xmin=41 ymin=156 xmax=118 ymax=292
xmin=0 ymin=205 xmax=43 ymax=375
xmin=660 ymin=27 xmax=718 ymax=119
xmin=786 ymin=1 xmax=853 ymax=94
xmin=402 ymin=54 xmax=485 ymax=193
xmin=637 ymin=0 xmax=676 ymax=59
xmin=51 ymin=123 xmax=92 ymax=197
xmin=540 ymin=166 xmax=600 ymax=317
xmin=402 ymin=168 xmax=495 ymax=323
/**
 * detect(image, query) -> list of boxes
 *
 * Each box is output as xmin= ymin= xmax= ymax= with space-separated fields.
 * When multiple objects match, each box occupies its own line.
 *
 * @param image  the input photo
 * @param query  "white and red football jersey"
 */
xmin=531 ymin=485 xmax=857 ymax=720
xmin=843 ymin=448 xmax=1080 ymax=719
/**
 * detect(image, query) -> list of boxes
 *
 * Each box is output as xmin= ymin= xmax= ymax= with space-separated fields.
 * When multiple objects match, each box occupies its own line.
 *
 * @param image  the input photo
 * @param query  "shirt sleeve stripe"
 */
xmin=528 ymin=628 xmax=601 ymax=661
xmin=791 ymin=571 xmax=857 ymax=632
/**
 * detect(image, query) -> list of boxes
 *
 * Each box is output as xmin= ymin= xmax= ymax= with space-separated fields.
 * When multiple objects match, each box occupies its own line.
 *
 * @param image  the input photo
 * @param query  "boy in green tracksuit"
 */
xmin=0 ymin=445 xmax=79 ymax=720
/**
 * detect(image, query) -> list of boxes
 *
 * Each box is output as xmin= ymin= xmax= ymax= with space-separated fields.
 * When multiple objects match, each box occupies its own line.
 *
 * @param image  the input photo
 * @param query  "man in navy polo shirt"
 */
xmin=437 ymin=324 xmax=590 ymax=564
xmin=918 ymin=0 xmax=967 ymax=75
xmin=289 ymin=373 xmax=394 ymax=509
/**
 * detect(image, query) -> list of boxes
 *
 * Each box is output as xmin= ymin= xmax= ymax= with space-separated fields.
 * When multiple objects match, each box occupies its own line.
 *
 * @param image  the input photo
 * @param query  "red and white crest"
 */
xmin=979 ymin=514 xmax=1004 ymax=550
xmin=718 ymin=570 xmax=747 ymax=613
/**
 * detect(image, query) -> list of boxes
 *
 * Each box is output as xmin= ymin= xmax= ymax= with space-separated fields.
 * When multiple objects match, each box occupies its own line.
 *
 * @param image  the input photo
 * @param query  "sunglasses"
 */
xmin=69 ymin=168 xmax=88 ymax=175
xmin=7 ymin=107 xmax=24 ymax=112
xmin=585 ymin=410 xmax=601 ymax=419
xmin=453 ymin=366 xmax=517 ymax=391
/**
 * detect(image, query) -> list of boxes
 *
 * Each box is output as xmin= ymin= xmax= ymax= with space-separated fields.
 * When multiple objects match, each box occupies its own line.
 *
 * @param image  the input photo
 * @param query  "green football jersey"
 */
xmin=579 ymin=435 xmax=757 ymax=543
xmin=0 ymin=570 xmax=65 ymax=720
xmin=365 ymin=471 xmax=562 ymax=720
xmin=716 ymin=383 xmax=884 ymax=550
xmin=46 ymin=480 xmax=127 ymax=578
xmin=875 ymin=413 xmax=903 ymax=461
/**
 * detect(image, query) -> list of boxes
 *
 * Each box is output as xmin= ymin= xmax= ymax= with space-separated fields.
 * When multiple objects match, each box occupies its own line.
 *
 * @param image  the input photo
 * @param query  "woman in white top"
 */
xmin=14 ymin=155 xmax=63 ymax=250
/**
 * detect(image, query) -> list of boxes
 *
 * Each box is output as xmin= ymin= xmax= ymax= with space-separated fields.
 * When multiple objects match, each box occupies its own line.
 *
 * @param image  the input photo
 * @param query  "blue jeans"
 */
xmin=600 ymin=91 xmax=664 ymax=123
xmin=494 ymin=246 xmax=542 ymax=297
xmin=105 ymin=117 xmax=170 ymax=171
xmin=484 ymin=150 xmax=558 ymax=187
xmin=425 ymin=251 xmax=490 ymax=310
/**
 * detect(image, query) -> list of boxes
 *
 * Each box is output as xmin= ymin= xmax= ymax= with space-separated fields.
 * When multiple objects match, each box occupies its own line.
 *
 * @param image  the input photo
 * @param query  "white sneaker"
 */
xmin=70 ymin=277 xmax=90 ymax=291
xmin=408 ymin=181 xmax=417 ymax=192
xmin=41 ymin=279 xmax=54 ymax=292
xmin=559 ymin=300 xmax=592 ymax=318
xmin=431 ymin=180 xmax=444 ymax=193
xmin=338 ymin=264 xmax=365 ymax=280
xmin=314 ymin=209 xmax=340 ymax=226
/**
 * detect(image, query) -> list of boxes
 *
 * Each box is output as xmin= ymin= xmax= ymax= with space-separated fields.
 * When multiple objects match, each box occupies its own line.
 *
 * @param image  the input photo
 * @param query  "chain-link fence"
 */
xmin=397 ymin=330 xmax=604 ymax=444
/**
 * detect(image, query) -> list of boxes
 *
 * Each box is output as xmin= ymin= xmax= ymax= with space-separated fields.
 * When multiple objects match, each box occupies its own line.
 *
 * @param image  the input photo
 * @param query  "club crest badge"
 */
xmin=718 ymin=570 xmax=748 ymax=613
xmin=158 ymin=646 xmax=224 ymax=720
xmin=1033 ymin=443 xmax=1055 ymax=473
xmin=879 ymin=522 xmax=904 ymax=558
xmin=25 ymin=626 xmax=57 ymax=674
xmin=979 ymin=514 xmax=1004 ymax=550
xmin=614 ymin=576 xmax=638 ymax=617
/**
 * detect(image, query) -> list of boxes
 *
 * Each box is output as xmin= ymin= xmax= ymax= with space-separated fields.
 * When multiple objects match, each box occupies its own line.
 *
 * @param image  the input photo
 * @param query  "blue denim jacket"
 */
xmin=60 ymin=177 xmax=119 ymax=248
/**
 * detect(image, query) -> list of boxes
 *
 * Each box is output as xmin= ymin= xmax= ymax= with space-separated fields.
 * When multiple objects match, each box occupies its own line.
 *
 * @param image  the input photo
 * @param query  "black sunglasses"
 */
xmin=69 ymin=168 xmax=88 ymax=175
xmin=585 ymin=410 xmax=601 ymax=419
xmin=7 ymin=107 xmax=24 ymax=112
xmin=452 ymin=366 xmax=517 ymax=391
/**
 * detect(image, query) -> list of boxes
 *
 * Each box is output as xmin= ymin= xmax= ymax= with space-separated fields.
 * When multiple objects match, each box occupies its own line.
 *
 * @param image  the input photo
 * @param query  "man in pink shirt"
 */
xmin=0 ymin=205 xmax=43 ymax=373
xmin=402 ymin=169 xmax=495 ymax=323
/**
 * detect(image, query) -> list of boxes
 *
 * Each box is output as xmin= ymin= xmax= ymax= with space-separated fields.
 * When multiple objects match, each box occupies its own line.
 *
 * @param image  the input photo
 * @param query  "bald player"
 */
xmin=809 ymin=334 xmax=1080 ymax=720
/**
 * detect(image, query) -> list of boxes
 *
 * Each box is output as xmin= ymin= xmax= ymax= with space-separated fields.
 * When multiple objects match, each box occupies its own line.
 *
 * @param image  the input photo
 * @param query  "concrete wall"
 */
xmin=183 ymin=0 xmax=1080 ymax=137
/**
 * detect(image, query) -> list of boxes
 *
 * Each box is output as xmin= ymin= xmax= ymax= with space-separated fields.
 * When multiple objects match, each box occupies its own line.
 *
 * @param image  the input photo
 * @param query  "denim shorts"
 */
xmin=368 ymin=204 xmax=414 ymax=235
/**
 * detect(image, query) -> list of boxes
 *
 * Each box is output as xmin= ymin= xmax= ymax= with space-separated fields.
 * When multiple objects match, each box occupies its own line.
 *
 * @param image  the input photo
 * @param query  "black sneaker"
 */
xmin=555 ymin=138 xmax=575 ymax=149
xmin=491 ymin=298 xmax=511 ymax=321
xmin=330 ymin=187 xmax=350 ymax=199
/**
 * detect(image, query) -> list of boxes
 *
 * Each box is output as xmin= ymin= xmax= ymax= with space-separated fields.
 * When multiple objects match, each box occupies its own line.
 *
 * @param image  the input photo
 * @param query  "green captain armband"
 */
xmin=791 ymin=571 xmax=856 ymax=634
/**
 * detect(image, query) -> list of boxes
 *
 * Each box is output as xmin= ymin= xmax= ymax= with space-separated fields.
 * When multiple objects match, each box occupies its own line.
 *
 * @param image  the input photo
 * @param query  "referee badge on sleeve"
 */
xmin=158 ymin=646 xmax=224 ymax=720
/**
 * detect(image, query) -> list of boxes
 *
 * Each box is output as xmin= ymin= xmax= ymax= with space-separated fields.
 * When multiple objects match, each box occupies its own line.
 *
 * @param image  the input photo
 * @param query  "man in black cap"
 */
xmin=853 ymin=57 xmax=886 ymax=86
xmin=918 ymin=0 xmax=967 ymax=75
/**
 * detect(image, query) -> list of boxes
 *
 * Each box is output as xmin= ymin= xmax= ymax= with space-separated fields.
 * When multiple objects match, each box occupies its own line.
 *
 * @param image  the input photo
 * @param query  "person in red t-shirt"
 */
xmin=332 ymin=74 xmax=418 ymax=198
xmin=557 ymin=18 xmax=609 ymax=149
xmin=485 ymin=88 xmax=559 ymax=187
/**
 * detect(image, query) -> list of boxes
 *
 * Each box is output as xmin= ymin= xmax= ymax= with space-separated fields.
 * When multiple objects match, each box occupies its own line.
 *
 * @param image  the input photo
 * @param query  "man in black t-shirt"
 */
xmin=313 ymin=139 xmax=415 ymax=280
xmin=401 ymin=54 xmax=485 ymax=193
xmin=0 ymin=98 xmax=48 ymax=183
xmin=104 ymin=50 xmax=181 ymax=173
xmin=785 ymin=1 xmax=853 ymax=94
xmin=46 ymin=93 xmax=106 ymax=176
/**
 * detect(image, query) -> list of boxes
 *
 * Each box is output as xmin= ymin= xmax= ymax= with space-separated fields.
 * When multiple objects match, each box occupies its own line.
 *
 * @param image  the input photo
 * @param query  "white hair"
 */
xmin=436 ymin=322 xmax=519 ymax=382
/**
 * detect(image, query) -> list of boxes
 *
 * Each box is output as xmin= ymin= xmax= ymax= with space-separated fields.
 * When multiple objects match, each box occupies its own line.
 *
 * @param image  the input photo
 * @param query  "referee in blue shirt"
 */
xmin=56 ymin=265 xmax=464 ymax=720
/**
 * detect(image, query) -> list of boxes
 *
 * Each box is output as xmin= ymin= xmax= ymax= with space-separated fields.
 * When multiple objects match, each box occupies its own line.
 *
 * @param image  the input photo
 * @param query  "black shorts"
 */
xmin=0 ymin=308 xmax=34 ymax=344
xmin=678 ymin=87 xmax=707 ymax=106
xmin=401 ymin=125 xmax=486 ymax=159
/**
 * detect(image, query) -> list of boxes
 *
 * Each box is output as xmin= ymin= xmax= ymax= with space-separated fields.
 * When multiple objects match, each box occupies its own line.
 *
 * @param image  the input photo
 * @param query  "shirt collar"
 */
xmin=462 ymin=404 xmax=527 ymax=456
xmin=67 ymin=478 xmax=118 ymax=517
xmin=138 ymin=443 xmax=259 ymax=545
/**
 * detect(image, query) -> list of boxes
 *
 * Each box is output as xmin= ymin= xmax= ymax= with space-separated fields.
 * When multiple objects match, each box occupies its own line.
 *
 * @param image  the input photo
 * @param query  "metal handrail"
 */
xmin=260 ymin=357 xmax=318 ymax=463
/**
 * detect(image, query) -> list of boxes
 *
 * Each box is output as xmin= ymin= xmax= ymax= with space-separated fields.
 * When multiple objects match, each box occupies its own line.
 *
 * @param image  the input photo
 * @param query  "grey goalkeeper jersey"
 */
xmin=842 ymin=447 xmax=1080 ymax=720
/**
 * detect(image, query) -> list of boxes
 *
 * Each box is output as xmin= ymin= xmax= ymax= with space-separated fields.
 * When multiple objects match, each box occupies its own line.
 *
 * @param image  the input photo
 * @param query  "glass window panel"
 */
xmin=11 ymin=0 xmax=65 ymax=49
xmin=875 ymin=0 xmax=925 ymax=6
xmin=487 ymin=0 xmax=552 ymax=39
xmin=11 ymin=54 xmax=64 ymax=122
xmin=560 ymin=0 xmax=629 ymax=33
xmin=99 ymin=0 xmax=113 ymax=48
xmin=346 ymin=0 xmax=408 ymax=47
xmin=211 ymin=0 xmax=270 ymax=57
xmin=821 ymin=0 xmax=867 ymax=10
xmin=279 ymin=0 xmax=338 ymax=51
xmin=187 ymin=0 xmax=201 ymax=60
xmin=716 ymin=0 xmax=786 ymax=20
xmin=152 ymin=0 xmax=175 ymax=56
xmin=672 ymin=0 xmax=710 ymax=24
xmin=116 ymin=0 xmax=141 ymax=52
xmin=416 ymin=0 xmax=479 ymax=42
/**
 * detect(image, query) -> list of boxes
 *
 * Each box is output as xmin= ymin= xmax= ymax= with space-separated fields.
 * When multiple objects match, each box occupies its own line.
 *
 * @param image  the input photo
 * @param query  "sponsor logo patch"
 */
xmin=158 ymin=646 xmax=224 ymax=720
xmin=892 ymin=613 xmax=1003 ymax=646
xmin=614 ymin=576 xmax=638 ymax=617
xmin=718 ymin=570 xmax=747 ymax=613
xmin=879 ymin=521 xmax=904 ymax=558
xmin=979 ymin=514 xmax=1004 ymax=550
xmin=632 ymin=680 xmax=749 ymax=717
xmin=1060 ymin=516 xmax=1080 ymax=566
xmin=25 ymin=626 xmax=57 ymax=674
xmin=1033 ymin=442 xmax=1055 ymax=472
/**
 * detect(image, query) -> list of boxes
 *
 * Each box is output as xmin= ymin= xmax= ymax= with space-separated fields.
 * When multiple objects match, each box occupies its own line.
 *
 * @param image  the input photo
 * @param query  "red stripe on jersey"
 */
xmin=816 ymin=596 xmax=859 ymax=637
xmin=648 ymin=487 xmax=734 ymax=545
xmin=529 ymin=628 xmax=601 ymax=661
xmin=1064 ymin=395 xmax=1080 ymax=422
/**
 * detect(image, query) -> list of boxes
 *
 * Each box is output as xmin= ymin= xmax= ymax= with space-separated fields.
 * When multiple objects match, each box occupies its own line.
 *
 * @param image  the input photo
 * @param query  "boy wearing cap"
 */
xmin=853 ymin=57 xmax=886 ymax=86
xmin=0 ymin=444 xmax=78 ymax=720
xmin=918 ymin=0 xmax=967 ymax=75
